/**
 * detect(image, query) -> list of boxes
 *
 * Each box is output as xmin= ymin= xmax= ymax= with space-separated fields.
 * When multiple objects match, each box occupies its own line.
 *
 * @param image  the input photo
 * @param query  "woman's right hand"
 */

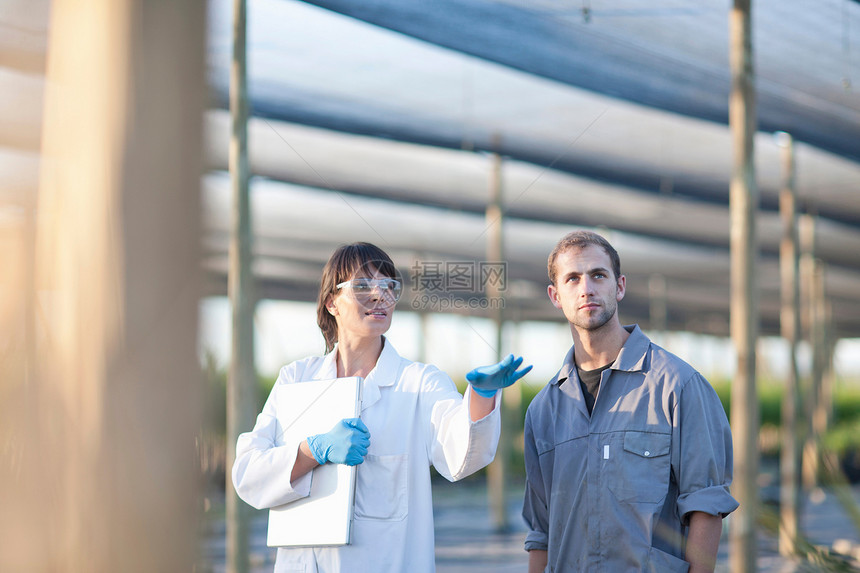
xmin=307 ymin=418 xmax=371 ymax=466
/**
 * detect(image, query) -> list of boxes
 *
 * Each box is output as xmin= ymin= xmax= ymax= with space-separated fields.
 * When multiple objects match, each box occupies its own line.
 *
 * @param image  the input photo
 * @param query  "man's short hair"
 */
xmin=547 ymin=230 xmax=621 ymax=285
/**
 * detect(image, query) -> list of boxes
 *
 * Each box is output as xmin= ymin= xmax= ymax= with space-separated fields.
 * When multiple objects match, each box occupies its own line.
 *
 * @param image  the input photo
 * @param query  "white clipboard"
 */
xmin=267 ymin=376 xmax=363 ymax=547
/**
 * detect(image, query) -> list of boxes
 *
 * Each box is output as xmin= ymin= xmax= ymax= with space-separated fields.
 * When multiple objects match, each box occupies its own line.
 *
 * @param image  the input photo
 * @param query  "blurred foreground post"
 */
xmin=0 ymin=1 xmax=207 ymax=571
xmin=728 ymin=1 xmax=760 ymax=571
xmin=0 ymin=184 xmax=37 ymax=568
xmin=777 ymin=133 xmax=802 ymax=556
xmin=226 ymin=0 xmax=258 ymax=571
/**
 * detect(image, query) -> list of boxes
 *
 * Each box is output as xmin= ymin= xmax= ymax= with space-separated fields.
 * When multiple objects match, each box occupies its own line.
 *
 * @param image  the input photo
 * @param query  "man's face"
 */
xmin=547 ymin=244 xmax=625 ymax=332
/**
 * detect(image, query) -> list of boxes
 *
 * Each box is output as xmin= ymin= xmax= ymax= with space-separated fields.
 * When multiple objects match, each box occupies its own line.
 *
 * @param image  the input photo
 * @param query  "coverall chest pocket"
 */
xmin=607 ymin=431 xmax=671 ymax=504
xmin=354 ymin=454 xmax=408 ymax=521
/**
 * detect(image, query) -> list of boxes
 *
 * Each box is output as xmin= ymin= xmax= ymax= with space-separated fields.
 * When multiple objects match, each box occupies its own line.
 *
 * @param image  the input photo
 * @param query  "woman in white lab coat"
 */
xmin=232 ymin=242 xmax=530 ymax=573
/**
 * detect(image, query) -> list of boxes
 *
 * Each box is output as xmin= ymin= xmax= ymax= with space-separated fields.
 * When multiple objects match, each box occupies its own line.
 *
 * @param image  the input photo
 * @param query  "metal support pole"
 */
xmin=777 ymin=133 xmax=802 ymax=556
xmin=226 ymin=0 xmax=256 ymax=571
xmin=728 ymin=1 xmax=760 ymax=571
xmin=800 ymin=216 xmax=818 ymax=490
xmin=485 ymin=151 xmax=510 ymax=531
xmin=810 ymin=262 xmax=827 ymax=456
xmin=822 ymin=303 xmax=835 ymax=430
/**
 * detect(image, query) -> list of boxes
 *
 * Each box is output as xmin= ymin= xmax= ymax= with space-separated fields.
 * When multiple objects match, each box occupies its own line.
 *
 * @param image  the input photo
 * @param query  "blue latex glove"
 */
xmin=307 ymin=418 xmax=370 ymax=466
xmin=466 ymin=354 xmax=533 ymax=398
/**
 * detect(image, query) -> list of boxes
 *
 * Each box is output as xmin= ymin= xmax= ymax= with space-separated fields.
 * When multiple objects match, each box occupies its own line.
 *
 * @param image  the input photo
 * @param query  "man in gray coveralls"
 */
xmin=522 ymin=230 xmax=738 ymax=573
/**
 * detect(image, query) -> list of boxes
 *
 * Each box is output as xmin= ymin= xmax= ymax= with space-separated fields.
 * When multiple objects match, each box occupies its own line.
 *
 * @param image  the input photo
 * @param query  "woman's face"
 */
xmin=328 ymin=267 xmax=400 ymax=342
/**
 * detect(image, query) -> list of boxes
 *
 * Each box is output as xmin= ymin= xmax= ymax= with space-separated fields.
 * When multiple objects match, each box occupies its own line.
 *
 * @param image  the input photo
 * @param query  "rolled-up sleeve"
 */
xmin=231 ymin=365 xmax=314 ymax=510
xmin=673 ymin=373 xmax=739 ymax=522
xmin=522 ymin=409 xmax=549 ymax=552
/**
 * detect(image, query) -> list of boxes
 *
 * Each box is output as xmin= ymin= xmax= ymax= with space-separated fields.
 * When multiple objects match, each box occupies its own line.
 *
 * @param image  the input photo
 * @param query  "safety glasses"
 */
xmin=336 ymin=277 xmax=402 ymax=303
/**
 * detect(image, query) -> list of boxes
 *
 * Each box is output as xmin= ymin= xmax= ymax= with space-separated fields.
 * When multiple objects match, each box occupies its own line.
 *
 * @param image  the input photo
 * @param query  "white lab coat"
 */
xmin=232 ymin=338 xmax=501 ymax=573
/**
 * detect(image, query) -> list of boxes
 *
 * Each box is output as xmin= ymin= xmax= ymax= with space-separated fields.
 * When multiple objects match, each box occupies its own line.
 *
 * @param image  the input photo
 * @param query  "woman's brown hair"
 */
xmin=316 ymin=242 xmax=398 ymax=353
